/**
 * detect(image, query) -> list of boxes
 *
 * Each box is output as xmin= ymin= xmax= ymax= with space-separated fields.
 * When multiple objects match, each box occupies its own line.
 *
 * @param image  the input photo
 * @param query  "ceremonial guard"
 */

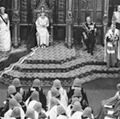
xmin=82 ymin=16 xmax=97 ymax=55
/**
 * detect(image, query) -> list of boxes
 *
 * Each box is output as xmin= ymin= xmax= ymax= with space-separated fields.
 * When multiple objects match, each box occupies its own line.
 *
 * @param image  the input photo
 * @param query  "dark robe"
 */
xmin=25 ymin=87 xmax=47 ymax=111
xmin=26 ymin=23 xmax=37 ymax=51
xmin=67 ymin=87 xmax=89 ymax=110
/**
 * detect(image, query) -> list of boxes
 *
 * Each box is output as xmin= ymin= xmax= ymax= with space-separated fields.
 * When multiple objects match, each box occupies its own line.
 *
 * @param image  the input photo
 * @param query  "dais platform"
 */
xmin=0 ymin=43 xmax=120 ymax=87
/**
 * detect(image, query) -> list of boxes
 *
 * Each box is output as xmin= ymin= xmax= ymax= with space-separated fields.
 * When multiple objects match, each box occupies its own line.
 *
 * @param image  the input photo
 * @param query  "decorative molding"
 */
xmin=12 ymin=10 xmax=20 ymax=23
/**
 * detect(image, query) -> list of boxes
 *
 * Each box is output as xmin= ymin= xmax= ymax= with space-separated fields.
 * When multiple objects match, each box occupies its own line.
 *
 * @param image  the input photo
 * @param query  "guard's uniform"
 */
xmin=82 ymin=22 xmax=97 ymax=55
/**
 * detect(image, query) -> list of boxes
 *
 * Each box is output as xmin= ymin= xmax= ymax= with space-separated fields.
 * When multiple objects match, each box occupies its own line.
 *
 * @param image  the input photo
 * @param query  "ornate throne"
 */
xmin=32 ymin=0 xmax=53 ymax=45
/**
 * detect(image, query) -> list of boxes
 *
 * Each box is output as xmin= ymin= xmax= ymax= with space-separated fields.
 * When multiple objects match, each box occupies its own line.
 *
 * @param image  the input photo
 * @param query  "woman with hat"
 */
xmin=47 ymin=97 xmax=60 ymax=119
xmin=14 ymin=93 xmax=27 ymax=113
xmin=12 ymin=78 xmax=25 ymax=101
xmin=57 ymin=105 xmax=68 ymax=119
xmin=4 ymin=98 xmax=19 ymax=118
xmin=69 ymin=101 xmax=83 ymax=119
xmin=35 ymin=9 xmax=49 ymax=48
xmin=33 ymin=102 xmax=47 ymax=119
xmin=82 ymin=107 xmax=94 ymax=119
xmin=47 ymin=87 xmax=61 ymax=110
xmin=0 ymin=6 xmax=11 ymax=52
xmin=0 ymin=85 xmax=17 ymax=117
xmin=67 ymin=78 xmax=89 ymax=109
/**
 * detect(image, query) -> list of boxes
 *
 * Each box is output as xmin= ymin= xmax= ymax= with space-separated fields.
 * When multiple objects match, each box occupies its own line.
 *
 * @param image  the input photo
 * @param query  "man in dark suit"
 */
xmin=82 ymin=16 xmax=97 ymax=55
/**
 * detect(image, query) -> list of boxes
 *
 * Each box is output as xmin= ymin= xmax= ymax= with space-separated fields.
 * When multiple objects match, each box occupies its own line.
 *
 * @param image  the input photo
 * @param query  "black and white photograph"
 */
xmin=0 ymin=0 xmax=120 ymax=119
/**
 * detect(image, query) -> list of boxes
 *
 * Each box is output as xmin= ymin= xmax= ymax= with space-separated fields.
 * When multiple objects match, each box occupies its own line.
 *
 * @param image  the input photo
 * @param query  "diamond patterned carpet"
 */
xmin=0 ymin=43 xmax=120 ymax=87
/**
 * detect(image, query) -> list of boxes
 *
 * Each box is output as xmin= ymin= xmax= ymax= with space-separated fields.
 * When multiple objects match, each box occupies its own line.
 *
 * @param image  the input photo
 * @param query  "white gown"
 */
xmin=35 ymin=16 xmax=49 ymax=46
xmin=0 ymin=13 xmax=11 ymax=51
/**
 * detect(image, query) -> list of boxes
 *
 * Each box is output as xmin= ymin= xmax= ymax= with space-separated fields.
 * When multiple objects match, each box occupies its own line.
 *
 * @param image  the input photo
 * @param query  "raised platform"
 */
xmin=0 ymin=43 xmax=120 ymax=87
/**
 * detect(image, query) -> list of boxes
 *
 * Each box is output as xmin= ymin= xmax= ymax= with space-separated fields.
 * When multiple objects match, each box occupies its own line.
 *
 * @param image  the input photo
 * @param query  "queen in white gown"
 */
xmin=35 ymin=11 xmax=49 ymax=47
xmin=0 ymin=7 xmax=11 ymax=52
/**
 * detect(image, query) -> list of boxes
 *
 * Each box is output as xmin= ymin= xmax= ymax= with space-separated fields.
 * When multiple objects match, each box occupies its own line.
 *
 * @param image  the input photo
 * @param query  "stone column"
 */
xmin=50 ymin=10 xmax=53 ymax=45
xmin=65 ymin=0 xmax=73 ymax=48
xmin=103 ymin=0 xmax=109 ymax=35
xmin=12 ymin=0 xmax=20 ymax=48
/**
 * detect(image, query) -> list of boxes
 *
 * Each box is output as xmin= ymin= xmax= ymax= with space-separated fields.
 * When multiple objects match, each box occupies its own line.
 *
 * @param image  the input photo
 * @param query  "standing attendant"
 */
xmin=35 ymin=10 xmax=49 ymax=48
xmin=82 ymin=16 xmax=97 ymax=55
xmin=104 ymin=24 xmax=119 ymax=67
xmin=0 ymin=7 xmax=11 ymax=52
xmin=112 ymin=5 xmax=120 ymax=60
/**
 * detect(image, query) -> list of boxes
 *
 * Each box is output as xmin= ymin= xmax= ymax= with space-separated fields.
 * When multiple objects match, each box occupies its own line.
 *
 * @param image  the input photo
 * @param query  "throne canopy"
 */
xmin=33 ymin=0 xmax=52 ymax=22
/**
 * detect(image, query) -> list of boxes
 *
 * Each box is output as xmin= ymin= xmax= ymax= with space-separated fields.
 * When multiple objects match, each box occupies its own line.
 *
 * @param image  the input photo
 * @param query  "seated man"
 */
xmin=35 ymin=10 xmax=49 ymax=48
xmin=81 ymin=16 xmax=97 ymax=55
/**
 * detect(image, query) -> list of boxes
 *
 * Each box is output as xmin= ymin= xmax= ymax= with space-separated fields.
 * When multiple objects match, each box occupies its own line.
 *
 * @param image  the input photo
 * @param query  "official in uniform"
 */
xmin=82 ymin=16 xmax=97 ymax=55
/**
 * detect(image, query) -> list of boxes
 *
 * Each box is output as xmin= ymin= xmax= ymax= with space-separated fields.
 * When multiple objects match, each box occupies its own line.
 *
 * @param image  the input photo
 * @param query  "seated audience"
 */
xmin=67 ymin=78 xmax=89 ymax=109
xmin=47 ymin=97 xmax=60 ymax=119
xmin=47 ymin=79 xmax=68 ymax=110
xmin=14 ymin=93 xmax=27 ymax=113
xmin=10 ymin=107 xmax=21 ymax=119
xmin=82 ymin=107 xmax=94 ymax=119
xmin=12 ymin=78 xmax=25 ymax=101
xmin=57 ymin=105 xmax=68 ymax=119
xmin=25 ymin=79 xmax=47 ymax=111
xmin=69 ymin=101 xmax=83 ymax=119
xmin=0 ymin=85 xmax=17 ymax=116
xmin=33 ymin=102 xmax=47 ymax=119
xmin=26 ymin=91 xmax=39 ymax=109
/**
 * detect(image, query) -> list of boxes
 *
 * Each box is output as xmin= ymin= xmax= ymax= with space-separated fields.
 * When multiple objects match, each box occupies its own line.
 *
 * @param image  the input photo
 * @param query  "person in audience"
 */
xmin=82 ymin=16 xmax=97 ymax=55
xmin=25 ymin=79 xmax=47 ymax=111
xmin=47 ymin=87 xmax=61 ymax=110
xmin=33 ymin=102 xmax=47 ymax=119
xmin=35 ymin=9 xmax=49 ymax=48
xmin=47 ymin=79 xmax=68 ymax=110
xmin=69 ymin=101 xmax=83 ymax=119
xmin=10 ymin=107 xmax=21 ymax=119
xmin=12 ymin=78 xmax=25 ymax=101
xmin=97 ymin=83 xmax=120 ymax=119
xmin=67 ymin=97 xmax=80 ymax=118
xmin=4 ymin=98 xmax=19 ymax=118
xmin=0 ymin=6 xmax=11 ymax=52
xmin=67 ymin=78 xmax=89 ymax=109
xmin=112 ymin=5 xmax=120 ymax=60
xmin=57 ymin=105 xmax=68 ymax=119
xmin=25 ymin=108 xmax=35 ymax=119
xmin=14 ymin=93 xmax=27 ymax=113
xmin=104 ymin=23 xmax=119 ymax=67
xmin=82 ymin=107 xmax=94 ymax=119
xmin=27 ymin=90 xmax=39 ymax=109
xmin=47 ymin=97 xmax=60 ymax=119
xmin=53 ymin=79 xmax=68 ymax=108
xmin=0 ymin=85 xmax=17 ymax=116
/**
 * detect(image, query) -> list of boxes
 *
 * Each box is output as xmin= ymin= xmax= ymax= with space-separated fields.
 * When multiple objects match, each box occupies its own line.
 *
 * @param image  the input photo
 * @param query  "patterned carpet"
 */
xmin=0 ymin=43 xmax=120 ymax=87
